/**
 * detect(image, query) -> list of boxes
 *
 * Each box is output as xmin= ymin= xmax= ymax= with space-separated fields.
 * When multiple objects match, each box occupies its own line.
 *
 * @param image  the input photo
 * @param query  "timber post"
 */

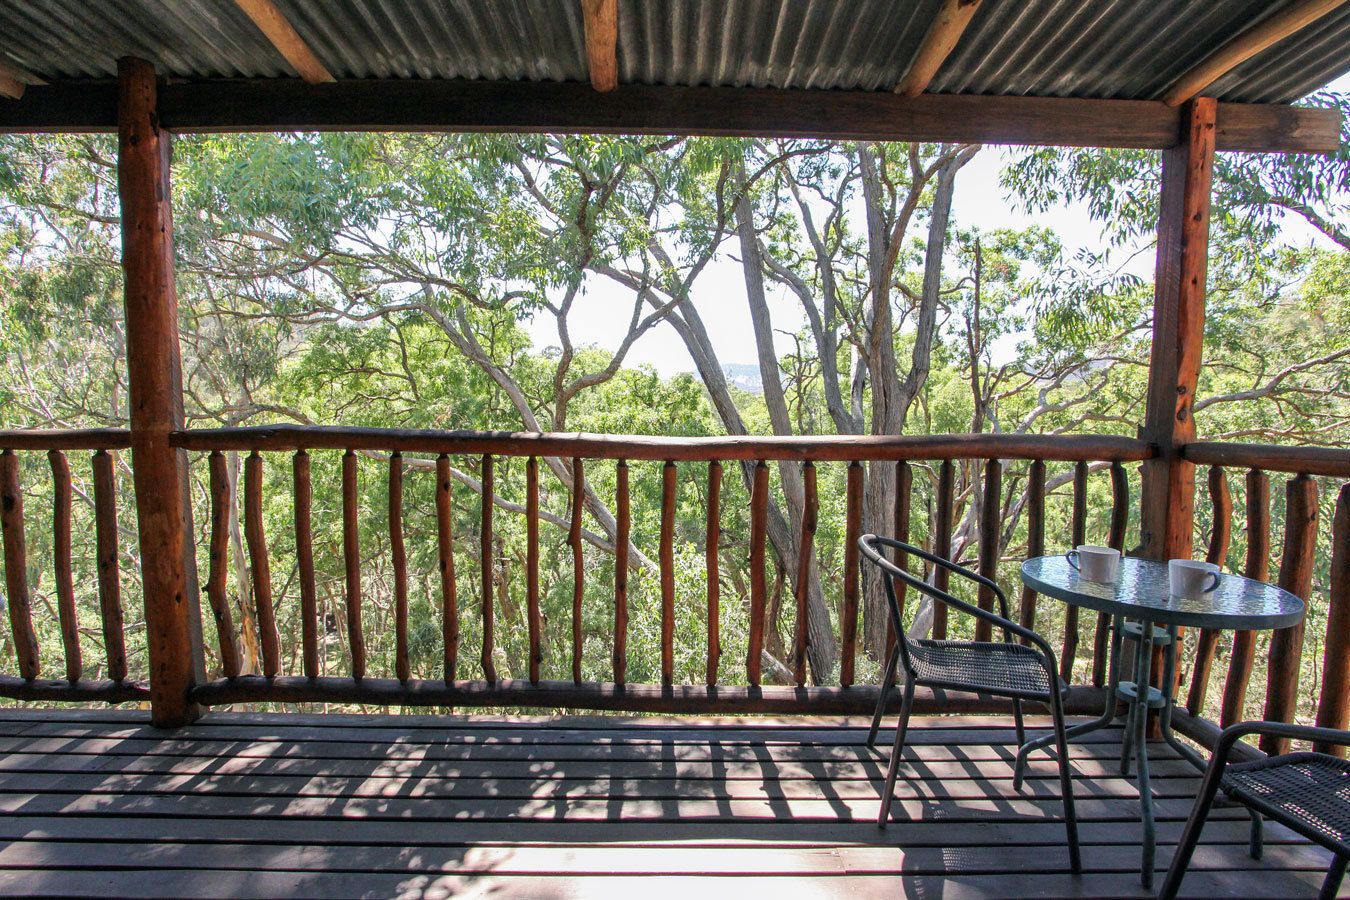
xmin=117 ymin=56 xmax=205 ymax=727
xmin=1139 ymin=97 xmax=1217 ymax=563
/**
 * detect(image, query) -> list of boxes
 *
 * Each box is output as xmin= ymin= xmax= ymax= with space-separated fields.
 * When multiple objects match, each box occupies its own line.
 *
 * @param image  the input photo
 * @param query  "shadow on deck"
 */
xmin=0 ymin=709 xmax=1340 ymax=898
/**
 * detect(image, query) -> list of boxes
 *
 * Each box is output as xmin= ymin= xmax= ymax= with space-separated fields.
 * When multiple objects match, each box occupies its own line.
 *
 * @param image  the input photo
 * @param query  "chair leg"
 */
xmin=1248 ymin=809 xmax=1263 ymax=859
xmin=877 ymin=678 xmax=916 ymax=828
xmin=1012 ymin=698 xmax=1026 ymax=748
xmin=1050 ymin=692 xmax=1081 ymax=875
xmin=867 ymin=644 xmax=900 ymax=749
xmin=1319 ymin=854 xmax=1348 ymax=900
xmin=1158 ymin=749 xmax=1227 ymax=899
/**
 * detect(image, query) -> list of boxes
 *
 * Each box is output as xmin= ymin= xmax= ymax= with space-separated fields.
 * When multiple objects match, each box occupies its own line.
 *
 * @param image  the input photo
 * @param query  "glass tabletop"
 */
xmin=1020 ymin=555 xmax=1305 ymax=630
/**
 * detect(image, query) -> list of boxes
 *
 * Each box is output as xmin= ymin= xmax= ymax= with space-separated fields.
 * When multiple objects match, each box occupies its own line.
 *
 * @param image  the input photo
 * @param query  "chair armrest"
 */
xmin=1216 ymin=720 xmax=1350 ymax=761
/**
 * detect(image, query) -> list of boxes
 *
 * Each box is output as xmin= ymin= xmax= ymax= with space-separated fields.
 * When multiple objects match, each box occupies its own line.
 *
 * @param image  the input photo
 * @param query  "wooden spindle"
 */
xmin=479 ymin=454 xmax=495 ymax=682
xmin=47 ymin=450 xmax=81 ymax=682
xmin=840 ymin=461 xmax=863 ymax=687
xmin=244 ymin=451 xmax=280 ymax=678
xmin=436 ymin=454 xmax=458 ymax=682
xmin=890 ymin=461 xmax=913 ymax=656
xmin=1221 ymin=468 xmax=1269 ymax=727
xmin=91 ymin=450 xmax=126 ymax=681
xmin=705 ymin=460 xmax=722 ymax=687
xmin=613 ymin=460 xmax=629 ymax=685
xmin=343 ymin=449 xmax=367 ymax=680
xmin=1019 ymin=459 xmax=1046 ymax=639
xmin=293 ymin=451 xmax=318 ymax=679
xmin=1060 ymin=460 xmax=1088 ymax=681
xmin=1261 ymin=473 xmax=1318 ymax=755
xmin=526 ymin=455 xmax=541 ymax=685
xmin=747 ymin=461 xmax=769 ymax=686
xmin=975 ymin=458 xmax=1002 ymax=644
xmin=570 ymin=457 xmax=584 ymax=686
xmin=660 ymin=461 xmax=677 ymax=686
xmin=1185 ymin=465 xmax=1232 ymax=714
xmin=205 ymin=451 xmax=241 ymax=678
xmin=1315 ymin=483 xmax=1350 ymax=756
xmin=390 ymin=453 xmax=410 ymax=683
xmin=932 ymin=459 xmax=955 ymax=640
xmin=0 ymin=450 xmax=37 ymax=679
xmin=1092 ymin=461 xmax=1129 ymax=685
xmin=793 ymin=461 xmax=818 ymax=687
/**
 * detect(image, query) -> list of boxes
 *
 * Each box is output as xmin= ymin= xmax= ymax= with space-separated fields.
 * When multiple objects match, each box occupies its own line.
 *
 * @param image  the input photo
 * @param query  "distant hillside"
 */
xmin=722 ymin=363 xmax=763 ymax=394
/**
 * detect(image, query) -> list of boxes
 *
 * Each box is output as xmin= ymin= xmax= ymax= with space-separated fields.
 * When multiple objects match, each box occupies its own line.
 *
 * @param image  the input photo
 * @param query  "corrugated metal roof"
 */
xmin=0 ymin=0 xmax=1347 ymax=104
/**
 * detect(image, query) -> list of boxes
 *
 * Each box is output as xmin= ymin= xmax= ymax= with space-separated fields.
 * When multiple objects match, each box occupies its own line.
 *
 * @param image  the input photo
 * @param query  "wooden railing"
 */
xmin=1175 ymin=442 xmax=1350 ymax=756
xmin=161 ymin=425 xmax=1146 ymax=714
xmin=0 ymin=429 xmax=146 ymax=702
xmin=2 ymin=424 xmax=1345 ymax=755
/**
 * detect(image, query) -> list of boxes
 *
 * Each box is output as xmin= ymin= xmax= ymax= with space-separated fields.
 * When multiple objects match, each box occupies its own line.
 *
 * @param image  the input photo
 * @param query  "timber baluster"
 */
xmin=613 ymin=459 xmax=629 ymax=685
xmin=1221 ymin=467 xmax=1269 ymax=726
xmin=1060 ymin=460 xmax=1088 ymax=680
xmin=660 ymin=460 xmax=676 ymax=686
xmin=205 ymin=451 xmax=241 ymax=677
xmin=1185 ymin=465 xmax=1232 ymax=714
xmin=479 ymin=453 xmax=495 ymax=682
xmin=294 ymin=451 xmax=318 ymax=679
xmin=1092 ymin=460 xmax=1129 ymax=686
xmin=436 ymin=454 xmax=458 ymax=682
xmin=48 ymin=450 xmax=81 ymax=682
xmin=1261 ymin=473 xmax=1318 ymax=755
xmin=390 ymin=453 xmax=410 ymax=684
xmin=840 ymin=461 xmax=862 ymax=688
xmin=746 ymin=460 xmax=768 ymax=686
xmin=931 ymin=459 xmax=955 ymax=640
xmin=245 ymin=450 xmax=280 ymax=677
xmin=888 ymin=460 xmax=913 ymax=657
xmin=570 ymin=456 xmax=584 ymax=686
xmin=793 ymin=461 xmax=818 ymax=687
xmin=706 ymin=460 xmax=722 ymax=687
xmin=343 ymin=449 xmax=367 ymax=680
xmin=0 ymin=449 xmax=38 ymax=680
xmin=1019 ymin=459 xmax=1047 ymax=642
xmin=92 ymin=449 xmax=127 ymax=682
xmin=1314 ymin=483 xmax=1350 ymax=756
xmin=975 ymin=458 xmax=1002 ymax=644
xmin=526 ymin=456 xmax=542 ymax=685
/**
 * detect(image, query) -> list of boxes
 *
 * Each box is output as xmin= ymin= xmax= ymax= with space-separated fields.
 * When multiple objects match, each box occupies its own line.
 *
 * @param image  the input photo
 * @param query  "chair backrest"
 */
xmin=857 ymin=534 xmax=1019 ymax=675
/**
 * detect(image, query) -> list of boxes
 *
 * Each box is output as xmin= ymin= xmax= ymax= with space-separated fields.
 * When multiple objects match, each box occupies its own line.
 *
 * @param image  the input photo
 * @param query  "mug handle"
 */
xmin=1203 ymin=571 xmax=1220 ymax=593
xmin=1066 ymin=549 xmax=1080 ymax=571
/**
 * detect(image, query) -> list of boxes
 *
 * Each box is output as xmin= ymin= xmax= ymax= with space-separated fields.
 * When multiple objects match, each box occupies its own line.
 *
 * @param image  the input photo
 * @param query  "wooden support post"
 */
xmin=1138 ymin=96 xmax=1216 ymax=737
xmin=1139 ymin=96 xmax=1216 ymax=565
xmin=117 ymin=57 xmax=204 ymax=726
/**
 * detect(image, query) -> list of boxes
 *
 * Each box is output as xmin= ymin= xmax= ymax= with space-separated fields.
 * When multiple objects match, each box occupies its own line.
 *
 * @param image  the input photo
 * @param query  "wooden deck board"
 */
xmin=0 ymin=711 xmax=1340 ymax=898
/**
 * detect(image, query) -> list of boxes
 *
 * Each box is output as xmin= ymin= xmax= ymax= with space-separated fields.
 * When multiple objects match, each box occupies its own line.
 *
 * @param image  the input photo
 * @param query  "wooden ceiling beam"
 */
xmin=895 ymin=0 xmax=982 ymax=96
xmin=1162 ymin=0 xmax=1349 ymax=106
xmin=0 ymin=80 xmax=1341 ymax=154
xmin=234 ymin=0 xmax=334 ymax=85
xmin=581 ymin=0 xmax=618 ymax=92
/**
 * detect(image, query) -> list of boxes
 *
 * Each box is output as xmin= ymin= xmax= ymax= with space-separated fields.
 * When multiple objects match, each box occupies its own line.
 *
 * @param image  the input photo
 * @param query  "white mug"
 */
xmin=1066 ymin=545 xmax=1121 ymax=583
xmin=1169 ymin=559 xmax=1220 ymax=598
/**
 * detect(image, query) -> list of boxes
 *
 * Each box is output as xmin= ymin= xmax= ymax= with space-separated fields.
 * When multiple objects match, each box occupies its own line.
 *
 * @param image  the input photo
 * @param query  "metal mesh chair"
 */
xmin=858 ymin=535 xmax=1080 ymax=873
xmin=1160 ymin=721 xmax=1350 ymax=899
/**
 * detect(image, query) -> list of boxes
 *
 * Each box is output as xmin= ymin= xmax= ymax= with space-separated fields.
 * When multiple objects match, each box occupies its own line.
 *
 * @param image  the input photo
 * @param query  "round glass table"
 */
xmin=1018 ymin=555 xmax=1304 ymax=888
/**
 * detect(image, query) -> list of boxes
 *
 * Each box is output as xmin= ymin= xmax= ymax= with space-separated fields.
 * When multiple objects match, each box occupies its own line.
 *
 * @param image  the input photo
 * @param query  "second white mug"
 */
xmin=1169 ymin=559 xmax=1220 ymax=598
xmin=1067 ymin=545 xmax=1121 ymax=583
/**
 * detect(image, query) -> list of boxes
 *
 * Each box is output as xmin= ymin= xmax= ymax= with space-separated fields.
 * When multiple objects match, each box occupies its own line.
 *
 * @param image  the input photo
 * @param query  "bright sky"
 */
xmin=526 ymin=76 xmax=1350 ymax=378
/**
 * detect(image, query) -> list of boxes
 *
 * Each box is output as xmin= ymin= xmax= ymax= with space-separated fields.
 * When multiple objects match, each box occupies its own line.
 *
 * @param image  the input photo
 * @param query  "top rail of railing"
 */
xmin=169 ymin=425 xmax=1156 ymax=463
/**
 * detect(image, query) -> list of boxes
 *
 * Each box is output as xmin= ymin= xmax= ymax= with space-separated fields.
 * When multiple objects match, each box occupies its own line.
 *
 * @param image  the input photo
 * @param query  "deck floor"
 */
xmin=0 ymin=708 xmax=1341 ymax=898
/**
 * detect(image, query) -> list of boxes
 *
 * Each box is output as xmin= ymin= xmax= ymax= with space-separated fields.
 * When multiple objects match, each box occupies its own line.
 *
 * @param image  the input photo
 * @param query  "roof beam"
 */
xmin=581 ymin=0 xmax=618 ymax=92
xmin=895 ymin=0 xmax=982 ymax=96
xmin=0 ymin=57 xmax=44 ymax=101
xmin=0 ymin=81 xmax=1341 ymax=154
xmin=1162 ymin=0 xmax=1349 ymax=106
xmin=234 ymin=0 xmax=334 ymax=85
